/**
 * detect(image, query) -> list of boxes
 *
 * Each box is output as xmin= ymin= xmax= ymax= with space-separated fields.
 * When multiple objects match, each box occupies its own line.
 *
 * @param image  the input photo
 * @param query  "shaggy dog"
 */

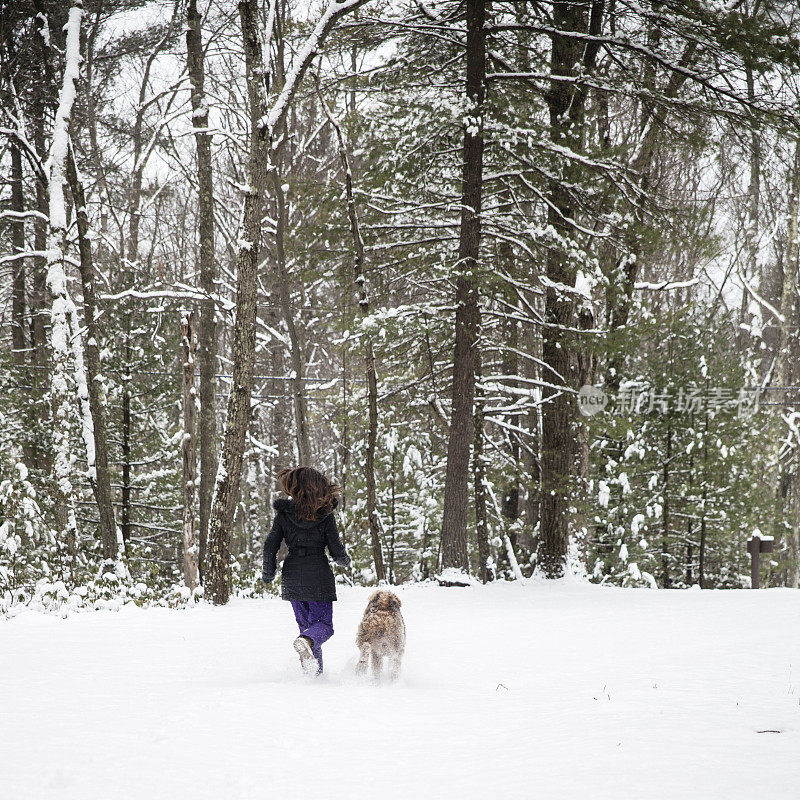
xmin=356 ymin=590 xmax=406 ymax=680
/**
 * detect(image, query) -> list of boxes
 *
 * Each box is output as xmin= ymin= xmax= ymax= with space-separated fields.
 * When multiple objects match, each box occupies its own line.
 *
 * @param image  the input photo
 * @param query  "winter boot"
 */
xmin=293 ymin=636 xmax=319 ymax=676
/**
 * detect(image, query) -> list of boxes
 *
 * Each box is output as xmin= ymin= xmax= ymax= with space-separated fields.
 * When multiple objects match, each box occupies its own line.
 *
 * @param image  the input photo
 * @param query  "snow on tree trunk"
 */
xmin=65 ymin=148 xmax=122 ymax=564
xmin=45 ymin=0 xmax=85 ymax=568
xmin=181 ymin=312 xmax=199 ymax=592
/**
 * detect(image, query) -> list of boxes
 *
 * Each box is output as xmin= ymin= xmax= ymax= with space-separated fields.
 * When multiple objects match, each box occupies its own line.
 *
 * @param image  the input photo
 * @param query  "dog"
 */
xmin=355 ymin=589 xmax=406 ymax=680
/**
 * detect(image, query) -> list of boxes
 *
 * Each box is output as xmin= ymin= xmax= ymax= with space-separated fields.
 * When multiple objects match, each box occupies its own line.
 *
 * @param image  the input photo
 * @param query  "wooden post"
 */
xmin=182 ymin=312 xmax=199 ymax=591
xmin=747 ymin=534 xmax=774 ymax=589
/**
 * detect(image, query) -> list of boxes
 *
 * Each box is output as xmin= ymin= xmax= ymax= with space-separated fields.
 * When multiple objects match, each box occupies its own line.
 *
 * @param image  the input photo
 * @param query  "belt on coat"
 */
xmin=289 ymin=546 xmax=325 ymax=557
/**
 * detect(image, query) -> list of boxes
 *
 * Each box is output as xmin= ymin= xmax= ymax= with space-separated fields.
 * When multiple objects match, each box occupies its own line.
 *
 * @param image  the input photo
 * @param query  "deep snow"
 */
xmin=1 ymin=581 xmax=799 ymax=799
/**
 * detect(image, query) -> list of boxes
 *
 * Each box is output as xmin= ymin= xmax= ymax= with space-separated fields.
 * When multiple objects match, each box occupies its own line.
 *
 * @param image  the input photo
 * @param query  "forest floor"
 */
xmin=2 ymin=579 xmax=799 ymax=799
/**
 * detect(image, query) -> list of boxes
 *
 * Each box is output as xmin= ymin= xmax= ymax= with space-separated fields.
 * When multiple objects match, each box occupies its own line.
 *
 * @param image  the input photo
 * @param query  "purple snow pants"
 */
xmin=290 ymin=600 xmax=334 ymax=673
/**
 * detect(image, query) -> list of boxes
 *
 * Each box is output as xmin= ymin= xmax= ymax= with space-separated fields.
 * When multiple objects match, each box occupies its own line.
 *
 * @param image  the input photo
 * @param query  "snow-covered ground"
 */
xmin=2 ymin=581 xmax=799 ymax=799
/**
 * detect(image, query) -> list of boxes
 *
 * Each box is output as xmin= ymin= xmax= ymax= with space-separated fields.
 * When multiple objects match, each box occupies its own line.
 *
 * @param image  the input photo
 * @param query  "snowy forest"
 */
xmin=3 ymin=0 xmax=800 ymax=612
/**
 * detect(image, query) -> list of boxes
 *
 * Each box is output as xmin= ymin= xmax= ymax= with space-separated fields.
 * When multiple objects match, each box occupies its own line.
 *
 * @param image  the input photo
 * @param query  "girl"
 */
xmin=262 ymin=467 xmax=351 ymax=676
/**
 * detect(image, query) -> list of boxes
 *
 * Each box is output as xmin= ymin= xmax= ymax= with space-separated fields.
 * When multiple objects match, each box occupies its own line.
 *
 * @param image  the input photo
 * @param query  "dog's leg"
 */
xmin=370 ymin=650 xmax=383 ymax=680
xmin=356 ymin=643 xmax=370 ymax=677
xmin=388 ymin=655 xmax=402 ymax=682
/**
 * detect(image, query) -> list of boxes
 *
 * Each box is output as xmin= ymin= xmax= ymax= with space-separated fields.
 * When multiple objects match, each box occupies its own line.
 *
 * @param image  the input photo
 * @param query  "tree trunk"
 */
xmin=738 ymin=63 xmax=762 ymax=351
xmin=500 ymin=313 xmax=520 ymax=523
xmin=66 ymin=147 xmax=120 ymax=563
xmin=789 ymin=446 xmax=800 ymax=589
xmin=30 ymin=2 xmax=51 ymax=383
xmin=340 ymin=345 xmax=349 ymax=507
xmin=186 ymin=0 xmax=217 ymax=583
xmin=573 ymin=293 xmax=596 ymax=564
xmin=440 ymin=0 xmax=486 ymax=574
xmin=181 ymin=312 xmax=199 ymax=591
xmin=698 ymin=403 xmax=709 ymax=589
xmin=318 ymin=84 xmax=386 ymax=581
xmin=271 ymin=172 xmax=312 ymax=464
xmin=363 ymin=332 xmax=386 ymax=581
xmin=10 ymin=143 xmax=26 ymax=367
xmin=498 ymin=210 xmax=521 ymax=559
xmin=388 ymin=458 xmax=397 ymax=584
xmin=268 ymin=4 xmax=312 ymax=466
xmin=45 ymin=0 xmax=85 ymax=574
xmin=9 ymin=142 xmax=39 ymax=470
xmin=777 ymin=137 xmax=800 ymax=588
xmin=775 ymin=137 xmax=800 ymax=588
xmin=522 ymin=294 xmax=541 ymax=537
xmin=26 ymin=5 xmax=53 ymax=477
xmin=473 ymin=350 xmax=491 ymax=582
xmin=537 ymin=0 xmax=603 ymax=577
xmin=121 ymin=356 xmax=131 ymax=552
xmin=661 ymin=422 xmax=672 ymax=588
xmin=206 ymin=0 xmax=269 ymax=605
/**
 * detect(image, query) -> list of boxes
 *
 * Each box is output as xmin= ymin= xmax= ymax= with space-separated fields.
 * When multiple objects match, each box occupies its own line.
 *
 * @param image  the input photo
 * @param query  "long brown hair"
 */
xmin=277 ymin=467 xmax=340 ymax=521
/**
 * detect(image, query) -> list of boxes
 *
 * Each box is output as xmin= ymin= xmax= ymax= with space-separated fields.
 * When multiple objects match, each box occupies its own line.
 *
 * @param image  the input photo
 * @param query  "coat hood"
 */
xmin=273 ymin=496 xmax=338 ymax=527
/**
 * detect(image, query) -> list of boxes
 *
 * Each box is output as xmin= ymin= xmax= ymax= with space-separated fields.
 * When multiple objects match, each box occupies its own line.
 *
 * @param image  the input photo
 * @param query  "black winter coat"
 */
xmin=262 ymin=497 xmax=350 ymax=602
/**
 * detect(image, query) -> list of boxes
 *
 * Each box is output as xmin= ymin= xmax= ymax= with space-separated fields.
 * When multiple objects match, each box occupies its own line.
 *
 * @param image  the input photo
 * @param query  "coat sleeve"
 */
xmin=262 ymin=515 xmax=283 ymax=582
xmin=325 ymin=514 xmax=351 ymax=568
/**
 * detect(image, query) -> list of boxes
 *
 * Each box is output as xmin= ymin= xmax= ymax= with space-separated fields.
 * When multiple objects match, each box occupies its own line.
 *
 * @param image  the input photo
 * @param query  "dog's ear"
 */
xmin=390 ymin=593 xmax=401 ymax=609
xmin=367 ymin=591 xmax=380 ymax=610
